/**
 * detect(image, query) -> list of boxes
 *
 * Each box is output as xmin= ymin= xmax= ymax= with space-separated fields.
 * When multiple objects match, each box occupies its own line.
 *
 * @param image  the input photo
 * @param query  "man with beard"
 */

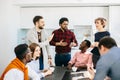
xmin=67 ymin=40 xmax=93 ymax=70
xmin=26 ymin=16 xmax=54 ymax=70
xmin=50 ymin=17 xmax=78 ymax=67
xmin=1 ymin=44 xmax=32 ymax=80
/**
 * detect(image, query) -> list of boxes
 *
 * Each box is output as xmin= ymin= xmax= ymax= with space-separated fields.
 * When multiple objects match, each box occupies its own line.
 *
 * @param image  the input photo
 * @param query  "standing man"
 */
xmin=1 ymin=44 xmax=32 ymax=80
xmin=50 ymin=17 xmax=78 ymax=67
xmin=26 ymin=16 xmax=54 ymax=70
xmin=88 ymin=36 xmax=120 ymax=80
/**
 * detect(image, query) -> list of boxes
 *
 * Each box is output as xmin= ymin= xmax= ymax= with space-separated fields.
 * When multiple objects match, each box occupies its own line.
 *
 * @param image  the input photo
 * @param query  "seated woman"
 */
xmin=27 ymin=43 xmax=52 ymax=80
xmin=67 ymin=40 xmax=93 ymax=70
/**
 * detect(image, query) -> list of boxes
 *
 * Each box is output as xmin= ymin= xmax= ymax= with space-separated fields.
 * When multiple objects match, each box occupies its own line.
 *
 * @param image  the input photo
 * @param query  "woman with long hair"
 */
xmin=27 ymin=43 xmax=52 ymax=79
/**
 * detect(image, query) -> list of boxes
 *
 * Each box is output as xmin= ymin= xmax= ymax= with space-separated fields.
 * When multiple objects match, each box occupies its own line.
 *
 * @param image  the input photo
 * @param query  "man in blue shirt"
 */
xmin=88 ymin=36 xmax=120 ymax=80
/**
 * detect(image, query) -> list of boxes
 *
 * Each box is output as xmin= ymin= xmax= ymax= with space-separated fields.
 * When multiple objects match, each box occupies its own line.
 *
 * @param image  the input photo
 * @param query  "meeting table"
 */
xmin=43 ymin=66 xmax=90 ymax=80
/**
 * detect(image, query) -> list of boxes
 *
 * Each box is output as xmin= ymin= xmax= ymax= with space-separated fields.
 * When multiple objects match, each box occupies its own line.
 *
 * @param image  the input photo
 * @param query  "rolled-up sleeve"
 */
xmin=87 ymin=54 xmax=93 ymax=67
xmin=69 ymin=52 xmax=77 ymax=65
xmin=49 ymin=31 xmax=56 ymax=46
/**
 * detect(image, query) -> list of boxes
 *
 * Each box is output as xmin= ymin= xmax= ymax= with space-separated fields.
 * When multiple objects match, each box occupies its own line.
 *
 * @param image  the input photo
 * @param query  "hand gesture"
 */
xmin=59 ymin=40 xmax=68 ymax=46
xmin=48 ymin=34 xmax=54 ymax=42
xmin=69 ymin=40 xmax=77 ymax=47
xmin=48 ymin=58 xmax=53 ymax=66
xmin=44 ymin=69 xmax=52 ymax=76
xmin=87 ymin=67 xmax=95 ymax=80
xmin=67 ymin=63 xmax=72 ymax=70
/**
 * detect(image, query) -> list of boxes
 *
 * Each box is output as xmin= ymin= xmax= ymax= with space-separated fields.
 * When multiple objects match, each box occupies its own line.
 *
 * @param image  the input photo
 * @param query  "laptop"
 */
xmin=62 ymin=71 xmax=90 ymax=80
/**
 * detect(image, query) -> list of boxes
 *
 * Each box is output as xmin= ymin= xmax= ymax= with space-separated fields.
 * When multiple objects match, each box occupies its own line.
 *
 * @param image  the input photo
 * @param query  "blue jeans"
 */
xmin=39 ymin=55 xmax=44 ymax=70
xmin=55 ymin=52 xmax=71 ymax=66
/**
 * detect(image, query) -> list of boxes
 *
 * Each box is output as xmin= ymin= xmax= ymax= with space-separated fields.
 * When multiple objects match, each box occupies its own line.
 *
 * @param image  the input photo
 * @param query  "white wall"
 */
xmin=0 ymin=0 xmax=20 ymax=75
xmin=20 ymin=7 xmax=108 ymax=30
xmin=109 ymin=6 xmax=120 ymax=46
xmin=13 ymin=0 xmax=120 ymax=4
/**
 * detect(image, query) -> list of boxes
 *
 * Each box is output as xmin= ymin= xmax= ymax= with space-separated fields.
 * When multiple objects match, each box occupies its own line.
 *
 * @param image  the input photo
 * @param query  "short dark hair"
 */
xmin=14 ymin=44 xmax=28 ymax=60
xmin=33 ymin=16 xmax=43 ymax=25
xmin=59 ymin=17 xmax=69 ymax=25
xmin=84 ymin=40 xmax=91 ymax=48
xmin=98 ymin=36 xmax=117 ymax=49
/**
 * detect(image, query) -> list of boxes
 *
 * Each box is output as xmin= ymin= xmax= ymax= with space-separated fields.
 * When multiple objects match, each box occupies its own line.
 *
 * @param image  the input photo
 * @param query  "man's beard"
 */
xmin=61 ymin=27 xmax=68 ymax=31
xmin=79 ymin=47 xmax=83 ymax=51
xmin=27 ymin=59 xmax=32 ymax=63
xmin=39 ymin=26 xmax=43 ymax=29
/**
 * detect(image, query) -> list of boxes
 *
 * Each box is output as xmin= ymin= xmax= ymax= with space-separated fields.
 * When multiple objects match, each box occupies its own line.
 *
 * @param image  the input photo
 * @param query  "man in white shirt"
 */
xmin=1 ymin=44 xmax=32 ymax=80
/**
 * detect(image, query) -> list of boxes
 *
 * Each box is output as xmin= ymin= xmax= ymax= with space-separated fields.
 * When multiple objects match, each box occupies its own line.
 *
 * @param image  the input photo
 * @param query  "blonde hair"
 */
xmin=95 ymin=17 xmax=107 ymax=28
